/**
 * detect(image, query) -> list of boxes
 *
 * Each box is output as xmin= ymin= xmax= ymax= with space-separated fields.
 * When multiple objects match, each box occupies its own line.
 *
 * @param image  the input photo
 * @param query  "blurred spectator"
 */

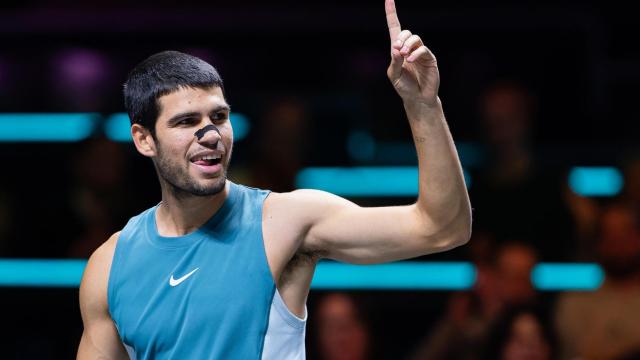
xmin=621 ymin=154 xmax=640 ymax=215
xmin=483 ymin=304 xmax=558 ymax=360
xmin=554 ymin=203 xmax=640 ymax=359
xmin=312 ymin=292 xmax=372 ymax=360
xmin=470 ymin=80 xmax=573 ymax=260
xmin=66 ymin=137 xmax=136 ymax=258
xmin=408 ymin=240 xmax=539 ymax=360
xmin=235 ymin=97 xmax=312 ymax=192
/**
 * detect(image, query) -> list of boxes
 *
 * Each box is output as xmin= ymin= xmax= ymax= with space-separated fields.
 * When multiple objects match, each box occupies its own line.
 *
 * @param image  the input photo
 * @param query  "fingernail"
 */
xmin=401 ymin=46 xmax=409 ymax=53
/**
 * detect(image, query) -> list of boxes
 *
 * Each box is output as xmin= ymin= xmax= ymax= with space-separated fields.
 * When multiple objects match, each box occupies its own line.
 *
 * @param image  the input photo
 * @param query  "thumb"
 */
xmin=387 ymin=48 xmax=404 ymax=82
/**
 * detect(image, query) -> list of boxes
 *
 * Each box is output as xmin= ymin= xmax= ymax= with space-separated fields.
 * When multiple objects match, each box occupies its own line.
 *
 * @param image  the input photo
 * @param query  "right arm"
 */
xmin=77 ymin=232 xmax=129 ymax=360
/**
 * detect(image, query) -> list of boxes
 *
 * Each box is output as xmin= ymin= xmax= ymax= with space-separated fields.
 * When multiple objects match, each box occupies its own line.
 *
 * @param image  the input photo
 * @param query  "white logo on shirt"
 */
xmin=169 ymin=268 xmax=199 ymax=287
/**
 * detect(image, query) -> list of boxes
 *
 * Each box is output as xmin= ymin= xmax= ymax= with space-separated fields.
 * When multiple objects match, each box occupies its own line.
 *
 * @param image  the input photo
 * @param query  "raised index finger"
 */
xmin=385 ymin=0 xmax=401 ymax=41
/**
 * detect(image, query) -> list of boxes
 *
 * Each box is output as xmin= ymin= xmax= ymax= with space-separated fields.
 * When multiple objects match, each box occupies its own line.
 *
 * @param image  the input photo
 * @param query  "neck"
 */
xmin=156 ymin=180 xmax=229 ymax=237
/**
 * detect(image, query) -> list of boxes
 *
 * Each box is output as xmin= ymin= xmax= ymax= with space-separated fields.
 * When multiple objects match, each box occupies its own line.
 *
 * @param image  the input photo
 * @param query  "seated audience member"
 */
xmin=313 ymin=292 xmax=372 ymax=360
xmin=555 ymin=203 xmax=640 ymax=359
xmin=483 ymin=304 xmax=558 ymax=360
xmin=408 ymin=241 xmax=539 ymax=360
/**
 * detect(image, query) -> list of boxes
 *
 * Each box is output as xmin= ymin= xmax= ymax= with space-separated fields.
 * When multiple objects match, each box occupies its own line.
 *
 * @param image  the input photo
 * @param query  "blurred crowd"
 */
xmin=0 ymin=51 xmax=639 ymax=359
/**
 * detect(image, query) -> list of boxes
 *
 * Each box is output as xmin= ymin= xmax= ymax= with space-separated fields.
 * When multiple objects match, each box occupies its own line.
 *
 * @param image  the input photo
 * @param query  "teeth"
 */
xmin=196 ymin=154 xmax=222 ymax=161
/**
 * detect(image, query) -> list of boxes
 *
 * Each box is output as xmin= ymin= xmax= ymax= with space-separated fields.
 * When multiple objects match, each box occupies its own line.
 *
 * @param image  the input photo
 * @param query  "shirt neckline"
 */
xmin=145 ymin=181 xmax=239 ymax=249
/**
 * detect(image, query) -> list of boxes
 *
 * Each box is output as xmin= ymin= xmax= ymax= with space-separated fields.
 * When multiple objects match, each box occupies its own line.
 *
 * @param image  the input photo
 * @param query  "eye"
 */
xmin=176 ymin=118 xmax=196 ymax=126
xmin=211 ymin=112 xmax=229 ymax=122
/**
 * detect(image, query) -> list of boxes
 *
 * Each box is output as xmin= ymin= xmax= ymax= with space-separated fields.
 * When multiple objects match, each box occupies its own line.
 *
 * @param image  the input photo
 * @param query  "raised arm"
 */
xmin=291 ymin=0 xmax=471 ymax=264
xmin=77 ymin=232 xmax=129 ymax=360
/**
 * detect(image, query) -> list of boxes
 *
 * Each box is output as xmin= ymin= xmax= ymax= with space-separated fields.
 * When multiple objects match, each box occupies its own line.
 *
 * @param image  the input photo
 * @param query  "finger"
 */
xmin=400 ymin=34 xmax=423 ymax=56
xmin=385 ymin=0 xmax=402 ymax=42
xmin=387 ymin=48 xmax=404 ymax=80
xmin=393 ymin=30 xmax=412 ymax=50
xmin=407 ymin=45 xmax=435 ymax=64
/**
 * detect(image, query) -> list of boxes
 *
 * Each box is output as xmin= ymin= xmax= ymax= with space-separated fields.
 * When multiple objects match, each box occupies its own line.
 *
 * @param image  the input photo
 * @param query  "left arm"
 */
xmin=292 ymin=0 xmax=471 ymax=264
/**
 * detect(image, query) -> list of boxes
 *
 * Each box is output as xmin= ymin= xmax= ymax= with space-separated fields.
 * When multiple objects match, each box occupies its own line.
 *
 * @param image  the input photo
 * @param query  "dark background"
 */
xmin=0 ymin=0 xmax=638 ymax=358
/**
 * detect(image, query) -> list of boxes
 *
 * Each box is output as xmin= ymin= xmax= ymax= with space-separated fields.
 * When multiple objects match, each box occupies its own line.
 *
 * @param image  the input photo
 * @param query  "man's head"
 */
xmin=124 ymin=50 xmax=224 ymax=137
xmin=124 ymin=51 xmax=232 ymax=198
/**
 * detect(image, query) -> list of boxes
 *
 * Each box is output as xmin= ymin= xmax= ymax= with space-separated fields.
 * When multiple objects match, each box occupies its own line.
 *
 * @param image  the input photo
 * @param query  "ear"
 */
xmin=131 ymin=124 xmax=157 ymax=157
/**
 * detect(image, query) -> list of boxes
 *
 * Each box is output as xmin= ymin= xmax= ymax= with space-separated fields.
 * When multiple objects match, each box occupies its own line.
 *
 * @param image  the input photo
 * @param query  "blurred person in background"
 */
xmin=66 ymin=137 xmax=137 ymax=258
xmin=312 ymin=292 xmax=372 ymax=360
xmin=483 ymin=304 xmax=558 ymax=360
xmin=235 ymin=96 xmax=312 ymax=192
xmin=470 ymin=80 xmax=573 ymax=261
xmin=408 ymin=240 xmax=539 ymax=360
xmin=555 ymin=203 xmax=640 ymax=359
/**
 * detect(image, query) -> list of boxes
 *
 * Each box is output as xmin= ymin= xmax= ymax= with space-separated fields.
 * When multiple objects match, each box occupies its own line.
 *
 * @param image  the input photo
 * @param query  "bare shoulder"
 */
xmin=265 ymin=189 xmax=356 ymax=221
xmin=80 ymin=232 xmax=121 ymax=312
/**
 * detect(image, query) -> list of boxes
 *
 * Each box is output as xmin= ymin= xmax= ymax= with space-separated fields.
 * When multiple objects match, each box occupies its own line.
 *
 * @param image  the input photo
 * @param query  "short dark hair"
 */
xmin=123 ymin=50 xmax=224 ymax=135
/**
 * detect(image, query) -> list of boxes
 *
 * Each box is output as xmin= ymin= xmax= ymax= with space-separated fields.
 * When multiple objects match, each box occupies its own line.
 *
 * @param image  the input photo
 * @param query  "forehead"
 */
xmin=157 ymin=86 xmax=227 ymax=120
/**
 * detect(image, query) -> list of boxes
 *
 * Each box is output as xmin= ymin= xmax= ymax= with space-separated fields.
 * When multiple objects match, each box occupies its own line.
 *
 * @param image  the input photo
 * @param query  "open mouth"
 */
xmin=191 ymin=154 xmax=222 ymax=167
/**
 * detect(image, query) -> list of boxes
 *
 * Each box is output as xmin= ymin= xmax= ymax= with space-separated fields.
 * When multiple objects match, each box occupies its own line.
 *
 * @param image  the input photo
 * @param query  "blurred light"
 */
xmin=296 ymin=166 xmax=419 ymax=196
xmin=230 ymin=113 xmax=250 ymax=141
xmin=104 ymin=113 xmax=132 ymax=142
xmin=0 ymin=113 xmax=98 ymax=142
xmin=104 ymin=112 xmax=250 ymax=142
xmin=532 ymin=263 xmax=604 ymax=291
xmin=296 ymin=166 xmax=470 ymax=196
xmin=0 ymin=259 xmax=87 ymax=287
xmin=347 ymin=130 xmax=376 ymax=162
xmin=0 ymin=259 xmax=607 ymax=290
xmin=569 ymin=166 xmax=623 ymax=197
xmin=312 ymin=261 xmax=476 ymax=290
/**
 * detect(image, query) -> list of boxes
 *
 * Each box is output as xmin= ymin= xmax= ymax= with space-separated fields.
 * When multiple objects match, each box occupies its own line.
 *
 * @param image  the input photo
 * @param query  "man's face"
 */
xmin=152 ymin=86 xmax=233 ymax=198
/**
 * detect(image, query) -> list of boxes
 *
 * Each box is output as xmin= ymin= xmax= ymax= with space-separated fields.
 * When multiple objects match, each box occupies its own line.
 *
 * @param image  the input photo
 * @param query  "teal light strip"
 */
xmin=104 ymin=113 xmax=132 ymax=142
xmin=296 ymin=167 xmax=419 ymax=196
xmin=531 ymin=262 xmax=604 ymax=291
xmin=0 ymin=259 xmax=607 ymax=290
xmin=296 ymin=167 xmax=470 ymax=196
xmin=312 ymin=261 xmax=476 ymax=290
xmin=0 ymin=113 xmax=98 ymax=142
xmin=568 ymin=166 xmax=623 ymax=197
xmin=0 ymin=259 xmax=87 ymax=287
xmin=104 ymin=112 xmax=250 ymax=142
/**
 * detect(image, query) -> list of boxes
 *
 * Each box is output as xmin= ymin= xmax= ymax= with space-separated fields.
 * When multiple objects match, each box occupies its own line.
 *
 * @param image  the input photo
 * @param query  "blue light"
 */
xmin=103 ymin=112 xmax=250 ymax=142
xmin=296 ymin=166 xmax=470 ymax=196
xmin=230 ymin=113 xmax=250 ymax=141
xmin=347 ymin=131 xmax=376 ymax=162
xmin=0 ymin=259 xmax=610 ymax=290
xmin=0 ymin=259 xmax=87 ymax=287
xmin=104 ymin=113 xmax=132 ymax=142
xmin=312 ymin=261 xmax=476 ymax=290
xmin=568 ymin=166 xmax=623 ymax=197
xmin=0 ymin=113 xmax=98 ymax=142
xmin=296 ymin=166 xmax=419 ymax=197
xmin=531 ymin=263 xmax=604 ymax=291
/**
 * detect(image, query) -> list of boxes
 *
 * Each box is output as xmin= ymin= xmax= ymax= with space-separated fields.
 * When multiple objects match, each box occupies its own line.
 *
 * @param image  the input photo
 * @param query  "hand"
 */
xmin=386 ymin=0 xmax=440 ymax=106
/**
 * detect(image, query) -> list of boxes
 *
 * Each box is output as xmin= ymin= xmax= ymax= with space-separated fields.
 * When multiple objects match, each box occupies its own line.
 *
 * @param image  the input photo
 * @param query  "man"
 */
xmin=77 ymin=0 xmax=472 ymax=358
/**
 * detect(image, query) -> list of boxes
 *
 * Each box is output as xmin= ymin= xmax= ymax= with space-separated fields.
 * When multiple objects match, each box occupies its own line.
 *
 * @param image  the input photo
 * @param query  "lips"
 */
xmin=190 ymin=152 xmax=224 ymax=175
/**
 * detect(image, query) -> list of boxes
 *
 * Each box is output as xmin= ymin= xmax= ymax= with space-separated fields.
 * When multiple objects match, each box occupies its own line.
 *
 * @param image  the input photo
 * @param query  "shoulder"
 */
xmin=79 ymin=232 xmax=121 ymax=312
xmin=265 ymin=189 xmax=356 ymax=218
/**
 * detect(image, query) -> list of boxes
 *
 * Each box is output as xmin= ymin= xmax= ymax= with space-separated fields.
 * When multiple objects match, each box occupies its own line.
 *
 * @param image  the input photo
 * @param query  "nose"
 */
xmin=194 ymin=124 xmax=221 ymax=146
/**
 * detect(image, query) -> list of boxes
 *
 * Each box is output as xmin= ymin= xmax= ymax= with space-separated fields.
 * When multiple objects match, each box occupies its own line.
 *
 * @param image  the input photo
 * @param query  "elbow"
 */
xmin=422 ymin=202 xmax=472 ymax=253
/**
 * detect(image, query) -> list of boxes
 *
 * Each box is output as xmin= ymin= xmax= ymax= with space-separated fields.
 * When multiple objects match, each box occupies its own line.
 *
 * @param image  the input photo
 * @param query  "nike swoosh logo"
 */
xmin=169 ymin=268 xmax=199 ymax=287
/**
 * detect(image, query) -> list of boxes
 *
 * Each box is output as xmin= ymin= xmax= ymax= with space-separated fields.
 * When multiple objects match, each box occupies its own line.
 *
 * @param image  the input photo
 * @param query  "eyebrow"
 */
xmin=167 ymin=104 xmax=231 ymax=125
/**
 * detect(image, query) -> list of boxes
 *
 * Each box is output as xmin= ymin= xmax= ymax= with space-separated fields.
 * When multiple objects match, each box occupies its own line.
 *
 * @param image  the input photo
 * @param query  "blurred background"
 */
xmin=1 ymin=0 xmax=639 ymax=359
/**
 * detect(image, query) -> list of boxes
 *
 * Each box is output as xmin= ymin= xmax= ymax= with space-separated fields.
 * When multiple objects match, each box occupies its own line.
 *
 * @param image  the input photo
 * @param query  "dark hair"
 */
xmin=483 ymin=304 xmax=558 ymax=360
xmin=123 ymin=50 xmax=224 ymax=136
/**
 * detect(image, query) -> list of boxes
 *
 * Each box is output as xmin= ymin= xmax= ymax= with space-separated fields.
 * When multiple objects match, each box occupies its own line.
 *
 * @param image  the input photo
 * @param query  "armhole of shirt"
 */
xmin=107 ymin=214 xmax=140 ymax=325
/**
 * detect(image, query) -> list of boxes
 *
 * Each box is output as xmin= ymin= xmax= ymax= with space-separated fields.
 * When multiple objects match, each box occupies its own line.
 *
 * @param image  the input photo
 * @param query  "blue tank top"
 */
xmin=107 ymin=182 xmax=306 ymax=359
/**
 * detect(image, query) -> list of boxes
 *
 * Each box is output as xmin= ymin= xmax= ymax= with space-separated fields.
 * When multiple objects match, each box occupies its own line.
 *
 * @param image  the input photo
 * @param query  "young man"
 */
xmin=77 ymin=1 xmax=472 ymax=358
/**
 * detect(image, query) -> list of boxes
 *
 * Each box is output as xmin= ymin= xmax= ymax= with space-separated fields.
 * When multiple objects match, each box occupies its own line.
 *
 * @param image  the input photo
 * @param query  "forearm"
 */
xmin=405 ymin=97 xmax=471 ymax=235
